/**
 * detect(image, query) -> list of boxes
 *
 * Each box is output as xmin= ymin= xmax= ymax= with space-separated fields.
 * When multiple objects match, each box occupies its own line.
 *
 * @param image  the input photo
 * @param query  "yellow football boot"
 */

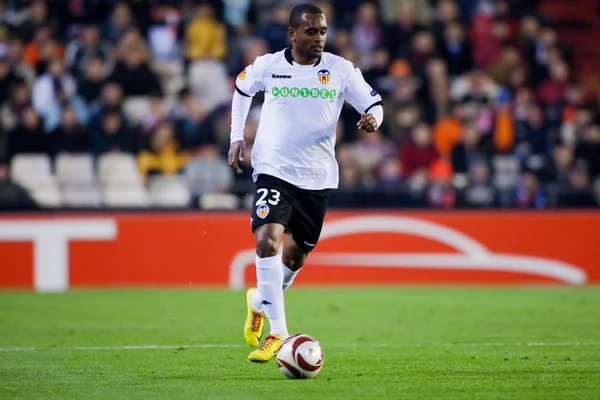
xmin=248 ymin=334 xmax=283 ymax=363
xmin=244 ymin=288 xmax=264 ymax=347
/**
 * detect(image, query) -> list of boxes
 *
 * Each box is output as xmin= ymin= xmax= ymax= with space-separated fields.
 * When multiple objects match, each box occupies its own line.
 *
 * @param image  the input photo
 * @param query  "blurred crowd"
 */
xmin=0 ymin=0 xmax=599 ymax=209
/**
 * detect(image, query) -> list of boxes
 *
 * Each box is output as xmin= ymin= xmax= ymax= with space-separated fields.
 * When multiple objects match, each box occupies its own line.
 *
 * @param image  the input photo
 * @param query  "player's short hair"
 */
xmin=289 ymin=4 xmax=324 ymax=29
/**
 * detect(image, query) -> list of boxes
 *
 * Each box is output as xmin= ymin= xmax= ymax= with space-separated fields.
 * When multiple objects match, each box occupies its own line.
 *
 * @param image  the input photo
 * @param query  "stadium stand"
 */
xmin=0 ymin=0 xmax=599 ymax=210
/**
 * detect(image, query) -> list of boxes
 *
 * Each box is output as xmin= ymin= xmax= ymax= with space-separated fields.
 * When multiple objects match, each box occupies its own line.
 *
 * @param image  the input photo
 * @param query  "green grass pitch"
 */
xmin=1 ymin=287 xmax=599 ymax=399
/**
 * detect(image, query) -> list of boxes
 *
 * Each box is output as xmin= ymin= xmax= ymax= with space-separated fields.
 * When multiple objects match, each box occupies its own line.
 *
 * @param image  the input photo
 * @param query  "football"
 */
xmin=276 ymin=334 xmax=324 ymax=379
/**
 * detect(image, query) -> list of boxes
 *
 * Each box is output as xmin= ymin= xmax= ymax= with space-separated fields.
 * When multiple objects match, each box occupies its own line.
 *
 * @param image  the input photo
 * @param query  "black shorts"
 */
xmin=250 ymin=174 xmax=330 ymax=253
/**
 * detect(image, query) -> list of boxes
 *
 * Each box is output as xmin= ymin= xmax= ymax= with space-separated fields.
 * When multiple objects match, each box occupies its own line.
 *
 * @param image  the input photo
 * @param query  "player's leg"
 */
xmin=281 ymin=232 xmax=307 ymax=290
xmin=253 ymin=223 xmax=289 ymax=339
xmin=283 ymin=187 xmax=330 ymax=288
xmin=247 ymin=227 xmax=288 ymax=363
xmin=246 ymin=175 xmax=292 ymax=362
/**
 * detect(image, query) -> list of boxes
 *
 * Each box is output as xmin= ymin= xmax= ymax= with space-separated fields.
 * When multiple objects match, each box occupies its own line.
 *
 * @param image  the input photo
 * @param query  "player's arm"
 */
xmin=344 ymin=62 xmax=384 ymax=133
xmin=228 ymin=57 xmax=267 ymax=174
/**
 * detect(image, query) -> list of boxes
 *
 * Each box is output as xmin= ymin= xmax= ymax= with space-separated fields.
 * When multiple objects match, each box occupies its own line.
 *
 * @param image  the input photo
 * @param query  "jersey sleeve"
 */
xmin=342 ymin=62 xmax=383 ymax=114
xmin=235 ymin=55 xmax=269 ymax=97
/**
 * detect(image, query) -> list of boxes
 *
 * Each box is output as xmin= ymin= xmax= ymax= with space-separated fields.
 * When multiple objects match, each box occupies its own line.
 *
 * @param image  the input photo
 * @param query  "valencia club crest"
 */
xmin=317 ymin=69 xmax=330 ymax=85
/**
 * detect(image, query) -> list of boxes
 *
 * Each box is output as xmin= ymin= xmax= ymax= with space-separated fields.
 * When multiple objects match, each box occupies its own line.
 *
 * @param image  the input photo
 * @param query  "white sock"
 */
xmin=253 ymin=254 xmax=288 ymax=337
xmin=252 ymin=258 xmax=300 ymax=311
xmin=282 ymin=262 xmax=299 ymax=291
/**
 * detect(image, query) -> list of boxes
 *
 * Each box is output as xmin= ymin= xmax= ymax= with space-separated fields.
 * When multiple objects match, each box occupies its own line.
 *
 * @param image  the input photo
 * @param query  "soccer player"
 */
xmin=228 ymin=3 xmax=383 ymax=362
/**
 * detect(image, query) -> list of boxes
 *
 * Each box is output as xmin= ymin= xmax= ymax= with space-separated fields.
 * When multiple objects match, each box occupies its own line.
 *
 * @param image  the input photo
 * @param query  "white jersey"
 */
xmin=235 ymin=48 xmax=383 ymax=190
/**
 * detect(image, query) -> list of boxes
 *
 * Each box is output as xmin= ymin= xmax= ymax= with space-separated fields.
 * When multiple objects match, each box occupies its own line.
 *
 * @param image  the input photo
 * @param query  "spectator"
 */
xmin=32 ymin=57 xmax=89 ymax=133
xmin=259 ymin=3 xmax=290 ymax=54
xmin=432 ymin=0 xmax=459 ymax=40
xmin=440 ymin=21 xmax=473 ymax=79
xmin=109 ymin=47 xmax=163 ymax=97
xmin=450 ymin=68 xmax=500 ymax=113
xmin=594 ymin=177 xmax=600 ymax=207
xmin=388 ymin=77 xmax=419 ymax=143
xmin=103 ymin=2 xmax=135 ymax=44
xmin=512 ymin=169 xmax=547 ymax=208
xmin=0 ymin=81 xmax=30 ymax=132
xmin=574 ymin=124 xmax=600 ymax=180
xmin=169 ymin=88 xmax=217 ymax=150
xmin=0 ymin=163 xmax=39 ymax=210
xmin=0 ymin=23 xmax=7 ymax=54
xmin=0 ymin=56 xmax=23 ymax=105
xmin=425 ymin=158 xmax=456 ymax=208
xmin=425 ymin=57 xmax=450 ymax=122
xmin=31 ymin=58 xmax=76 ymax=115
xmin=527 ymin=26 xmax=563 ymax=86
xmin=471 ymin=15 xmax=512 ymax=69
xmin=77 ymin=56 xmax=108 ymax=104
xmin=22 ymin=26 xmax=64 ymax=75
xmin=505 ymin=64 xmax=529 ymax=95
xmin=223 ymin=0 xmax=254 ymax=32
xmin=114 ymin=27 xmax=151 ymax=62
xmin=492 ymin=94 xmax=515 ymax=153
xmin=331 ymin=28 xmax=352 ymax=56
xmin=377 ymin=157 xmax=404 ymax=188
xmin=451 ymin=124 xmax=489 ymax=174
xmin=138 ymin=121 xmax=189 ymax=180
xmin=64 ymin=24 xmax=115 ymax=82
xmin=546 ymin=143 xmax=573 ymax=186
xmin=517 ymin=15 xmax=540 ymax=49
xmin=90 ymin=110 xmax=135 ymax=157
xmin=89 ymin=82 xmax=125 ymax=121
xmin=399 ymin=123 xmax=439 ymax=178
xmin=185 ymin=2 xmax=227 ymax=63
xmin=147 ymin=4 xmax=182 ymax=62
xmin=7 ymin=106 xmax=51 ymax=160
xmin=52 ymin=106 xmax=91 ymax=155
xmin=330 ymin=144 xmax=366 ymax=208
xmin=352 ymin=130 xmax=397 ymax=179
xmin=458 ymin=158 xmax=498 ymax=208
xmin=385 ymin=0 xmax=421 ymax=59
xmin=141 ymin=96 xmax=168 ymax=135
xmin=556 ymin=161 xmax=597 ymax=207
xmin=536 ymin=60 xmax=569 ymax=108
xmin=350 ymin=1 xmax=382 ymax=67
xmin=374 ymin=157 xmax=411 ymax=208
xmin=407 ymin=29 xmax=437 ymax=80
xmin=363 ymin=46 xmax=391 ymax=97
xmin=488 ymin=45 xmax=527 ymax=88
xmin=515 ymin=102 xmax=553 ymax=161
xmin=184 ymin=147 xmax=233 ymax=196
xmin=17 ymin=0 xmax=55 ymax=44
xmin=433 ymin=100 xmax=467 ymax=158
xmin=4 ymin=38 xmax=36 ymax=85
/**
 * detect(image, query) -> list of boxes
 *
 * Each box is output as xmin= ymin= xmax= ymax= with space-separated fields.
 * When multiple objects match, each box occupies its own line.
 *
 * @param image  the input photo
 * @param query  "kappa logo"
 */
xmin=272 ymin=74 xmax=292 ymax=79
xmin=317 ymin=69 xmax=331 ymax=85
xmin=256 ymin=204 xmax=270 ymax=219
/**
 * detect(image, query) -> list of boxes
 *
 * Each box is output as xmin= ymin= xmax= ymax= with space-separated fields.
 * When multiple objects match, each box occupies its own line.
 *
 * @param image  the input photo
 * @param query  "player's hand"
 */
xmin=228 ymin=140 xmax=246 ymax=175
xmin=357 ymin=112 xmax=378 ymax=133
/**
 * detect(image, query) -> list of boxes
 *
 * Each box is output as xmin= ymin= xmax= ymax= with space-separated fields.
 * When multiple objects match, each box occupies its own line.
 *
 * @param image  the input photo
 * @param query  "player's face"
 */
xmin=291 ymin=13 xmax=327 ymax=59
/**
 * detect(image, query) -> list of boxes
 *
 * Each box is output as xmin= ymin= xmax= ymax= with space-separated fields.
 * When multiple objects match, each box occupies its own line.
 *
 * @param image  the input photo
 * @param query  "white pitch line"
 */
xmin=0 ymin=342 xmax=598 ymax=352
xmin=439 ymin=342 xmax=600 ymax=347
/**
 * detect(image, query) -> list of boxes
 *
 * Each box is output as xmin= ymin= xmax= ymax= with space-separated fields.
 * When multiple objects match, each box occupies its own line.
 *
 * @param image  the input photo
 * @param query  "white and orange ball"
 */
xmin=276 ymin=334 xmax=324 ymax=379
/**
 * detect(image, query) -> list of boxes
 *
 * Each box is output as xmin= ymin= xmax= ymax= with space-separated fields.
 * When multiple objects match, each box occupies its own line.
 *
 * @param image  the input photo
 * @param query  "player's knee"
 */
xmin=282 ymin=254 xmax=306 ymax=271
xmin=255 ymin=233 xmax=280 ymax=258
